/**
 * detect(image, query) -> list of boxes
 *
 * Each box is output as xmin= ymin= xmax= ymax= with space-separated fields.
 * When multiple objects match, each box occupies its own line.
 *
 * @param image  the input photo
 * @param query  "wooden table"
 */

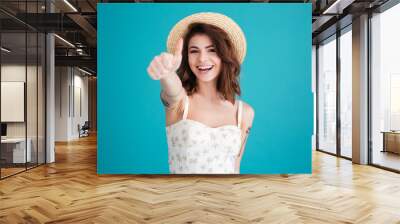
xmin=381 ymin=131 xmax=400 ymax=154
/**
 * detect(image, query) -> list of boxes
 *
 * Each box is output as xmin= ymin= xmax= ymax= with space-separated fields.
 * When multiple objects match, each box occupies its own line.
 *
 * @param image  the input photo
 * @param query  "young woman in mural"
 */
xmin=147 ymin=12 xmax=254 ymax=174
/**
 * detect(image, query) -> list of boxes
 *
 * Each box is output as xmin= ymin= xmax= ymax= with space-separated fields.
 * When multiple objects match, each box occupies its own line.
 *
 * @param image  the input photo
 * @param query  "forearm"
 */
xmin=160 ymin=73 xmax=183 ymax=97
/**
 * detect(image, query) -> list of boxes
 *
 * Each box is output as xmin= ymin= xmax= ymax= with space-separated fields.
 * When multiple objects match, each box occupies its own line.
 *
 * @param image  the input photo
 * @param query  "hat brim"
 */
xmin=167 ymin=12 xmax=247 ymax=64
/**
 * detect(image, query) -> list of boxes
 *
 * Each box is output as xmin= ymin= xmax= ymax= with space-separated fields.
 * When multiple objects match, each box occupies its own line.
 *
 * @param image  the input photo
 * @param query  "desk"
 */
xmin=381 ymin=131 xmax=400 ymax=154
xmin=1 ymin=138 xmax=31 ymax=163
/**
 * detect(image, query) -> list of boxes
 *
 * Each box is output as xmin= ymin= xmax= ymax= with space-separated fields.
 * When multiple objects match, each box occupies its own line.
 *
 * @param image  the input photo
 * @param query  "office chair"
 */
xmin=79 ymin=121 xmax=90 ymax=138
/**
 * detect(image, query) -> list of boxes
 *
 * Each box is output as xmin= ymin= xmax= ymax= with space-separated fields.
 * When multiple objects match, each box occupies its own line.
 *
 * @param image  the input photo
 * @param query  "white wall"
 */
xmin=55 ymin=66 xmax=69 ymax=141
xmin=1 ymin=65 xmax=26 ymax=133
xmin=55 ymin=67 xmax=89 ymax=141
xmin=71 ymin=72 xmax=89 ymax=138
xmin=1 ymin=65 xmax=40 ymax=138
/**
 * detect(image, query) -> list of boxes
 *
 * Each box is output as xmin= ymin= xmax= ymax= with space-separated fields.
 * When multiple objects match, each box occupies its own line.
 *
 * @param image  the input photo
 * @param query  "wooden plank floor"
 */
xmin=1 ymin=134 xmax=400 ymax=224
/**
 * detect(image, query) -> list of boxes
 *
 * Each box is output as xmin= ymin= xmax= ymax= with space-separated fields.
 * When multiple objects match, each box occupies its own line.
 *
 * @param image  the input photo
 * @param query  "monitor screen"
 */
xmin=1 ymin=123 xmax=7 ymax=137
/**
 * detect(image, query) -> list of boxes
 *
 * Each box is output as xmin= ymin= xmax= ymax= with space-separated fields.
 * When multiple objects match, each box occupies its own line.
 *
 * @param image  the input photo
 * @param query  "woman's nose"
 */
xmin=198 ymin=51 xmax=208 ymax=62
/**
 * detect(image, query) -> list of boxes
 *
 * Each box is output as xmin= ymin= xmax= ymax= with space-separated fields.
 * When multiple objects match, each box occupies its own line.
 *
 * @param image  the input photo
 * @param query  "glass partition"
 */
xmin=317 ymin=35 xmax=337 ymax=155
xmin=27 ymin=30 xmax=38 ymax=169
xmin=1 ymin=30 xmax=28 ymax=177
xmin=0 ymin=1 xmax=46 ymax=179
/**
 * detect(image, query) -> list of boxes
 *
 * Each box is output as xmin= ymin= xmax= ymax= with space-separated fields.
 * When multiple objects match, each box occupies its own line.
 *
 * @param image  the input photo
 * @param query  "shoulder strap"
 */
xmin=182 ymin=95 xmax=189 ymax=120
xmin=238 ymin=100 xmax=243 ymax=128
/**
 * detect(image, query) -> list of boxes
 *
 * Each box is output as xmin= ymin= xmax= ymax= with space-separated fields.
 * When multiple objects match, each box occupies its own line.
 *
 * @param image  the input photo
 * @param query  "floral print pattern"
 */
xmin=166 ymin=119 xmax=242 ymax=174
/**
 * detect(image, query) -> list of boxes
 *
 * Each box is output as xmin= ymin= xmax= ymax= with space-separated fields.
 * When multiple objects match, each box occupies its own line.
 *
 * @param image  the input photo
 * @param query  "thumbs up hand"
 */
xmin=147 ymin=38 xmax=183 ymax=80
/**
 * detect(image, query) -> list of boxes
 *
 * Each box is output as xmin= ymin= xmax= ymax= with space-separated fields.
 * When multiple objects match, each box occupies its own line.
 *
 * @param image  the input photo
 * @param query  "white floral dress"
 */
xmin=166 ymin=96 xmax=243 ymax=174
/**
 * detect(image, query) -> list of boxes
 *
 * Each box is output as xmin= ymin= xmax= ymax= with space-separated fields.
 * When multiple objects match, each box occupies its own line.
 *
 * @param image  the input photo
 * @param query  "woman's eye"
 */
xmin=209 ymin=49 xmax=216 ymax=52
xmin=189 ymin=50 xmax=198 ymax=54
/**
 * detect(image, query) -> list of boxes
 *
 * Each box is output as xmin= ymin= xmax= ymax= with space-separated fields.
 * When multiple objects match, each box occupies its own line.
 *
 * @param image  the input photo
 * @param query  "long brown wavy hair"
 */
xmin=177 ymin=23 xmax=241 ymax=104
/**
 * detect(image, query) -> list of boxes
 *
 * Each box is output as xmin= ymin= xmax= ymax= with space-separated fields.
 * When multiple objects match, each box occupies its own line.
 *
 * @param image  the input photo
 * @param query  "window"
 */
xmin=339 ymin=28 xmax=352 ymax=158
xmin=371 ymin=2 xmax=400 ymax=171
xmin=317 ymin=35 xmax=337 ymax=154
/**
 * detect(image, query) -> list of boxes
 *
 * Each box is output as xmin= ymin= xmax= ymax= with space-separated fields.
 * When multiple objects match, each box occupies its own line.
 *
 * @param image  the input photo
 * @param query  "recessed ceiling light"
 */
xmin=77 ymin=67 xmax=93 ymax=76
xmin=322 ymin=0 xmax=354 ymax=15
xmin=1 ymin=47 xmax=11 ymax=53
xmin=54 ymin=34 xmax=75 ymax=48
xmin=63 ymin=0 xmax=78 ymax=12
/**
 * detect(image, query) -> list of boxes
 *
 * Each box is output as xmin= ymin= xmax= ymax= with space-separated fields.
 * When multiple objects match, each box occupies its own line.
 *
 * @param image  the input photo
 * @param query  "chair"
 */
xmin=78 ymin=121 xmax=90 ymax=138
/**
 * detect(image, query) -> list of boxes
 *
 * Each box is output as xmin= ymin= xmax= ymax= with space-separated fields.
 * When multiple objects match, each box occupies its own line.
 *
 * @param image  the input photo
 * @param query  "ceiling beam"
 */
xmin=55 ymin=55 xmax=96 ymax=71
xmin=67 ymin=13 xmax=97 ymax=39
xmin=323 ymin=0 xmax=356 ymax=14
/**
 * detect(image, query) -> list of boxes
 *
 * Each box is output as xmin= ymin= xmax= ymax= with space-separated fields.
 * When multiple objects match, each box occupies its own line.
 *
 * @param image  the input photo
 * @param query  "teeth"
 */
xmin=197 ymin=65 xmax=213 ymax=70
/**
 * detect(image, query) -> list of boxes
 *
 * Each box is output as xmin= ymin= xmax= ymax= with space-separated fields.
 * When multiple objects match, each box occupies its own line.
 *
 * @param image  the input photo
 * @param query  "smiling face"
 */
xmin=177 ymin=23 xmax=241 ymax=104
xmin=188 ymin=34 xmax=221 ymax=83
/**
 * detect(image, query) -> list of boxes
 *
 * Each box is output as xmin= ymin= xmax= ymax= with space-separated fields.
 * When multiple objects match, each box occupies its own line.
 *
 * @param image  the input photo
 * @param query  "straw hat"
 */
xmin=167 ymin=12 xmax=247 ymax=64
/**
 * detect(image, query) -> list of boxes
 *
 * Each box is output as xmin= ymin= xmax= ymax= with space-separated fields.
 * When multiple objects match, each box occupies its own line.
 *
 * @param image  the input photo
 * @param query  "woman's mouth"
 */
xmin=196 ymin=65 xmax=214 ymax=73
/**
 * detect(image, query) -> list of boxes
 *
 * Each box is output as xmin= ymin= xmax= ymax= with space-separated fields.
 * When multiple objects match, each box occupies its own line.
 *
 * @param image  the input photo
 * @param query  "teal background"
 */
xmin=98 ymin=3 xmax=312 ymax=174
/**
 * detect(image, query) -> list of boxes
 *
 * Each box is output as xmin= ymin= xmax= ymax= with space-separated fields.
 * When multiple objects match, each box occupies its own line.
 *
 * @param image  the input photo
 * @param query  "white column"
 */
xmin=45 ymin=1 xmax=55 ymax=163
xmin=46 ymin=33 xmax=55 ymax=163
xmin=352 ymin=14 xmax=369 ymax=164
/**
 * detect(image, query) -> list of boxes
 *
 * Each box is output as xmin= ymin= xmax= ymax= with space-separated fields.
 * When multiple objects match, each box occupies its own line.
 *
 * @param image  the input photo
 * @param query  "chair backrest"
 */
xmin=82 ymin=121 xmax=90 ymax=129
